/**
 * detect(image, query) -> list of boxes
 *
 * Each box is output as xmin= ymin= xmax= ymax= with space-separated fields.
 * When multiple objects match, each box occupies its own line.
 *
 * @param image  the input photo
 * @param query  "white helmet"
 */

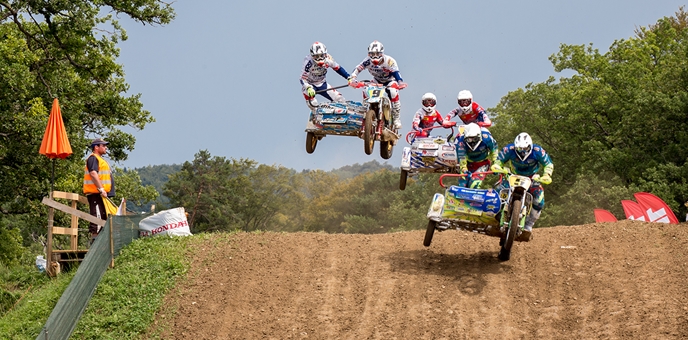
xmin=514 ymin=132 xmax=533 ymax=161
xmin=368 ymin=40 xmax=384 ymax=65
xmin=463 ymin=123 xmax=482 ymax=151
xmin=457 ymin=90 xmax=473 ymax=114
xmin=421 ymin=93 xmax=437 ymax=114
xmin=310 ymin=41 xmax=328 ymax=66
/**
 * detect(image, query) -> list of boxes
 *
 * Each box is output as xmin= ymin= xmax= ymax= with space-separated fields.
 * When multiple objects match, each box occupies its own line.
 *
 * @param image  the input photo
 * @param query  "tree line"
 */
xmin=1 ymin=4 xmax=688 ymax=268
xmin=489 ymin=7 xmax=688 ymax=226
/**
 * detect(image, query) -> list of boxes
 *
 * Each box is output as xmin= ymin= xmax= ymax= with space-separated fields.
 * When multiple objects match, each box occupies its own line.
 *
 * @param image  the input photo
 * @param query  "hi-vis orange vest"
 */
xmin=83 ymin=153 xmax=112 ymax=194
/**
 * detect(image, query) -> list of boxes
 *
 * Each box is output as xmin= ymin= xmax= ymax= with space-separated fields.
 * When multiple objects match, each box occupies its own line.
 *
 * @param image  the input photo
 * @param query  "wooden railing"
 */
xmin=41 ymin=191 xmax=106 ymax=277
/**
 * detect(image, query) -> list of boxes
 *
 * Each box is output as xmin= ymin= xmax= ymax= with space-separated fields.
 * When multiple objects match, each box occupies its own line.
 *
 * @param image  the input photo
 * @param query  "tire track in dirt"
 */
xmin=158 ymin=222 xmax=688 ymax=339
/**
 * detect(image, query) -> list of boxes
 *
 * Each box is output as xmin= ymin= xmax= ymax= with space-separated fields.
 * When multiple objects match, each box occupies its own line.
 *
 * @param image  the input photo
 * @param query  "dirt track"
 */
xmin=156 ymin=221 xmax=688 ymax=339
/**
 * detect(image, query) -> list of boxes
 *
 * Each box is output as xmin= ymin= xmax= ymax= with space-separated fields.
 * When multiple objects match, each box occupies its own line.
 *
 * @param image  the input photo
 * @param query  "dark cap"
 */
xmin=90 ymin=138 xmax=109 ymax=146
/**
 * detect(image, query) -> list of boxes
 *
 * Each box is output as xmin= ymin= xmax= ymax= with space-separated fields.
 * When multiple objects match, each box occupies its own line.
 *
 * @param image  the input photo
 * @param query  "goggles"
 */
xmin=465 ymin=136 xmax=480 ymax=145
xmin=515 ymin=145 xmax=531 ymax=157
xmin=458 ymin=99 xmax=471 ymax=107
xmin=422 ymin=99 xmax=436 ymax=107
xmin=312 ymin=53 xmax=326 ymax=61
xmin=368 ymin=51 xmax=383 ymax=58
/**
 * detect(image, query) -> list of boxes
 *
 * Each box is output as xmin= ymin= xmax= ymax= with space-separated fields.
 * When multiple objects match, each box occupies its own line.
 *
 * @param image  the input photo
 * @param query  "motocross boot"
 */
xmin=392 ymin=101 xmax=402 ymax=129
xmin=520 ymin=209 xmax=541 ymax=241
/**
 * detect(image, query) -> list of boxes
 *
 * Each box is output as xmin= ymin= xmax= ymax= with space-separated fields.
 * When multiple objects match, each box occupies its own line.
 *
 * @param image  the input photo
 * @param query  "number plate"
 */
xmin=422 ymin=156 xmax=436 ymax=165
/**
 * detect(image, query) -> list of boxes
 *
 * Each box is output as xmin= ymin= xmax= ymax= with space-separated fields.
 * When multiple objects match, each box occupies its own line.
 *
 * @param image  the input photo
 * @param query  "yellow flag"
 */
xmin=103 ymin=197 xmax=118 ymax=216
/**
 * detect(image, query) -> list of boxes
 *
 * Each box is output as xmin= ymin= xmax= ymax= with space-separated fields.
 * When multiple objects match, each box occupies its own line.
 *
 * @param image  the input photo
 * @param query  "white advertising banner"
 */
xmin=139 ymin=207 xmax=192 ymax=237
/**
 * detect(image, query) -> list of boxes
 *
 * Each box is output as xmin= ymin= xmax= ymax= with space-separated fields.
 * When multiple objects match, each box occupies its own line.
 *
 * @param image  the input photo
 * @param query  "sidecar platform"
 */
xmin=305 ymin=101 xmax=367 ymax=138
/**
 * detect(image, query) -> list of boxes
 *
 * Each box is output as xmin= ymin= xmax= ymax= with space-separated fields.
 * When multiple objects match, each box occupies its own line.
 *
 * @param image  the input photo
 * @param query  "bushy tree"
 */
xmin=0 ymin=1 xmax=174 ymax=265
xmin=490 ymin=7 xmax=688 ymax=225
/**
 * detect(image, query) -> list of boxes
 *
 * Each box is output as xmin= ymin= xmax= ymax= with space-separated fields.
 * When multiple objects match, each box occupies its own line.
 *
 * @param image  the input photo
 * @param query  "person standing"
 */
xmin=83 ymin=138 xmax=114 ymax=242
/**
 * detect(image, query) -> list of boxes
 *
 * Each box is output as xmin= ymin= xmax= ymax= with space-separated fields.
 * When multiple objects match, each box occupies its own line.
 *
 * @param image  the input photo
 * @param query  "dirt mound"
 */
xmin=157 ymin=221 xmax=688 ymax=339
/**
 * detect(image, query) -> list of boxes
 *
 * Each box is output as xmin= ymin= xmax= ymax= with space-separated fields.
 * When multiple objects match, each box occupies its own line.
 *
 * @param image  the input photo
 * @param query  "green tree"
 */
xmin=163 ymin=150 xmax=255 ymax=232
xmin=490 ymin=7 xmax=688 ymax=225
xmin=0 ymin=1 xmax=175 ymax=264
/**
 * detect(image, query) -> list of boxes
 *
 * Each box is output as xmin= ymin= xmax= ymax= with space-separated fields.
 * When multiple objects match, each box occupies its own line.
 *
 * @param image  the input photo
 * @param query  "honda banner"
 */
xmin=633 ymin=192 xmax=679 ymax=224
xmin=139 ymin=207 xmax=193 ymax=237
xmin=620 ymin=200 xmax=648 ymax=221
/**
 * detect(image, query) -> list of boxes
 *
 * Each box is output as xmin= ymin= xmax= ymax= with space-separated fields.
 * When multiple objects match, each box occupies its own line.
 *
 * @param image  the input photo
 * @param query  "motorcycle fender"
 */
xmin=401 ymin=147 xmax=411 ymax=169
xmin=367 ymin=97 xmax=382 ymax=104
xmin=427 ymin=193 xmax=445 ymax=218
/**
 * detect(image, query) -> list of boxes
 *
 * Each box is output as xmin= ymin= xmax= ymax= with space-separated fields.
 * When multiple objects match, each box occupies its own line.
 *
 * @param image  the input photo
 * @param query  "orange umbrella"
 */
xmin=39 ymin=98 xmax=73 ymax=195
xmin=39 ymin=98 xmax=73 ymax=159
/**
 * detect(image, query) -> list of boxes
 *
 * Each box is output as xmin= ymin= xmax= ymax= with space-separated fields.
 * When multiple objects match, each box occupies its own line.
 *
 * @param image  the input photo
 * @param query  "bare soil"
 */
xmin=156 ymin=221 xmax=688 ymax=339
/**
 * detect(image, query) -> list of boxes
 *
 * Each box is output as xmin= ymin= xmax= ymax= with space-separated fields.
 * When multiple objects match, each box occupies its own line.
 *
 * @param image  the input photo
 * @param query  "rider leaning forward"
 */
xmin=456 ymin=123 xmax=499 ymax=189
xmin=446 ymin=90 xmax=492 ymax=129
xmin=491 ymin=132 xmax=554 ymax=240
xmin=348 ymin=40 xmax=407 ymax=129
xmin=299 ymin=41 xmax=350 ymax=110
xmin=411 ymin=93 xmax=455 ymax=137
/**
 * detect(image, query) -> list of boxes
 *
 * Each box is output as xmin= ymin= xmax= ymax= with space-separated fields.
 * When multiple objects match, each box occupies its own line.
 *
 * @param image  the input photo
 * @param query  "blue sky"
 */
xmin=116 ymin=0 xmax=686 ymax=171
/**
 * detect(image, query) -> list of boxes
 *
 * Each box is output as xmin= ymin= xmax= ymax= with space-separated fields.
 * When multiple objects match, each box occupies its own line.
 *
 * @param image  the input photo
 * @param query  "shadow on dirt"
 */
xmin=381 ymin=249 xmax=510 ymax=295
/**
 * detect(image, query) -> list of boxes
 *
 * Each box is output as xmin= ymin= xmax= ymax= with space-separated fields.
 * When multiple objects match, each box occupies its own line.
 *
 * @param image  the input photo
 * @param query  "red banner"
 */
xmin=593 ymin=209 xmax=618 ymax=223
xmin=633 ymin=192 xmax=679 ymax=224
xmin=621 ymin=200 xmax=648 ymax=221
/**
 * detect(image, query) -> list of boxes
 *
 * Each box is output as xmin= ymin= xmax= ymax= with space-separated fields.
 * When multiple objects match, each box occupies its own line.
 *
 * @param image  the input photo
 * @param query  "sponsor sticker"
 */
xmin=322 ymin=117 xmax=347 ymax=124
xmin=420 ymin=143 xmax=439 ymax=149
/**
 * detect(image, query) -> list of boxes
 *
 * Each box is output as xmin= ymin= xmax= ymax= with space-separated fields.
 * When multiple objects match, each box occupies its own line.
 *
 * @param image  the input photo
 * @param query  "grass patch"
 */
xmin=70 ymin=235 xmax=199 ymax=339
xmin=0 ymin=232 xmax=236 ymax=339
xmin=0 ymin=270 xmax=74 ymax=340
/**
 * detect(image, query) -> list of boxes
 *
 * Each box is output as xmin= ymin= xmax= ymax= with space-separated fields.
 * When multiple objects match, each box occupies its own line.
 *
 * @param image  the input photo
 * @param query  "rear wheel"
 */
xmin=306 ymin=132 xmax=317 ymax=154
xmin=380 ymin=140 xmax=393 ymax=159
xmin=399 ymin=169 xmax=408 ymax=190
xmin=364 ymin=109 xmax=375 ymax=155
xmin=498 ymin=199 xmax=521 ymax=261
xmin=423 ymin=220 xmax=437 ymax=247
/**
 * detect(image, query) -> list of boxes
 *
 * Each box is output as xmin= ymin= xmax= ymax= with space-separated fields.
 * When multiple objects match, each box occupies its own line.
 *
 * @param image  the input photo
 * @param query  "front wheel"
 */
xmin=306 ymin=132 xmax=317 ymax=154
xmin=364 ymin=109 xmax=375 ymax=155
xmin=424 ymin=220 xmax=437 ymax=247
xmin=399 ymin=169 xmax=408 ymax=190
xmin=380 ymin=140 xmax=393 ymax=159
xmin=498 ymin=199 xmax=521 ymax=261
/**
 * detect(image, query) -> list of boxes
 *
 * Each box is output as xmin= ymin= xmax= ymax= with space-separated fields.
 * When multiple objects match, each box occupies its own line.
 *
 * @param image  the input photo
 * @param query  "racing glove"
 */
xmin=397 ymin=82 xmax=408 ymax=89
xmin=540 ymin=174 xmax=552 ymax=185
xmin=306 ymin=86 xmax=315 ymax=98
xmin=491 ymin=163 xmax=509 ymax=174
xmin=442 ymin=121 xmax=456 ymax=128
xmin=347 ymin=76 xmax=357 ymax=87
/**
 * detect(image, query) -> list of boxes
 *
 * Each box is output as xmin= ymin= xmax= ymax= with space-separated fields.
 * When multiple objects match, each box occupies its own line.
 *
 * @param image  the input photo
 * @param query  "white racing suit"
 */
xmin=300 ymin=55 xmax=349 ymax=109
xmin=350 ymin=55 xmax=404 ymax=129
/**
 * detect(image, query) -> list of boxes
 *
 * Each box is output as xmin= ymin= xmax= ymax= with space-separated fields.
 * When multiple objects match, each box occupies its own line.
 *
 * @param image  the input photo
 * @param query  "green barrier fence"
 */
xmin=36 ymin=213 xmax=152 ymax=340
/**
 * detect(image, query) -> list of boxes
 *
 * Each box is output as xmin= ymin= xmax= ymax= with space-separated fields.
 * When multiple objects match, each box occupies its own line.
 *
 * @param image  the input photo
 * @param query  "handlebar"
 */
xmin=406 ymin=125 xmax=456 ymax=144
xmin=439 ymin=171 xmax=500 ymax=188
xmin=351 ymin=80 xmax=407 ymax=90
